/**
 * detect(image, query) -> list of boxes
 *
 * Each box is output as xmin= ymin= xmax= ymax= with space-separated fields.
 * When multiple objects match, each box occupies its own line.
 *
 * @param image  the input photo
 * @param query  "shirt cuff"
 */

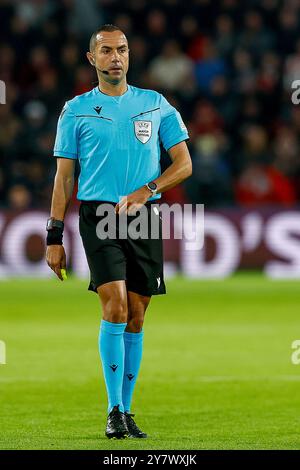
xmin=53 ymin=150 xmax=77 ymax=159
xmin=164 ymin=135 xmax=189 ymax=151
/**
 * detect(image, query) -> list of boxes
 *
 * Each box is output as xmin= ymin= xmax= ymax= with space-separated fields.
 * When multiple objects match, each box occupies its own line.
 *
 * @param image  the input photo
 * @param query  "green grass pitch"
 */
xmin=1 ymin=273 xmax=300 ymax=450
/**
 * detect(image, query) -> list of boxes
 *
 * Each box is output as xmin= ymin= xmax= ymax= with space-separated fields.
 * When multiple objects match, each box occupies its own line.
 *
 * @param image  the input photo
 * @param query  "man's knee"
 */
xmin=126 ymin=316 xmax=144 ymax=333
xmin=103 ymin=298 xmax=127 ymax=323
xmin=126 ymin=293 xmax=151 ymax=332
xmin=98 ymin=281 xmax=128 ymax=323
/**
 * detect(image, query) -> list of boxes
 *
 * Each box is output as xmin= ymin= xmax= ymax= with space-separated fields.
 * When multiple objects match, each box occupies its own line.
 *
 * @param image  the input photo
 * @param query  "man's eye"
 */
xmin=119 ymin=49 xmax=126 ymax=53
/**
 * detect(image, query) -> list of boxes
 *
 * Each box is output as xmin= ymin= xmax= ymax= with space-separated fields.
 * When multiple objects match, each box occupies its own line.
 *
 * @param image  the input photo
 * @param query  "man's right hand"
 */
xmin=46 ymin=245 xmax=67 ymax=281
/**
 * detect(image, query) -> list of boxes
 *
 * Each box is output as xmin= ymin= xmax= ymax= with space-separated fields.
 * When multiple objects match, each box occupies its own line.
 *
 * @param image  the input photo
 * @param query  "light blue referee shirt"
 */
xmin=53 ymin=85 xmax=189 ymax=202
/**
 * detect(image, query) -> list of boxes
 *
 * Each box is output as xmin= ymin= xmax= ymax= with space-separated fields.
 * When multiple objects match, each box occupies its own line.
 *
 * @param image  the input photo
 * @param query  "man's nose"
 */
xmin=112 ymin=50 xmax=121 ymax=61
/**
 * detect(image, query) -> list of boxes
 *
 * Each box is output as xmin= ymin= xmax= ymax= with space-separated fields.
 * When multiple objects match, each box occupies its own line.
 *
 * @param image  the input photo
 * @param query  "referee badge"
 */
xmin=134 ymin=120 xmax=152 ymax=143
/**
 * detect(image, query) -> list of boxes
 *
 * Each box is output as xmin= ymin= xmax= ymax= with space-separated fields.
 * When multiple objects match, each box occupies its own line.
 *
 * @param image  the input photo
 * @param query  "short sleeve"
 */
xmin=159 ymin=95 xmax=189 ymax=151
xmin=53 ymin=102 xmax=79 ymax=159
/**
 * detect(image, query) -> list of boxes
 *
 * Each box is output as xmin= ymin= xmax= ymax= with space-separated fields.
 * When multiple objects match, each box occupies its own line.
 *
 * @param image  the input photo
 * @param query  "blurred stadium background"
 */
xmin=1 ymin=0 xmax=300 ymax=451
xmin=0 ymin=0 xmax=300 ymax=278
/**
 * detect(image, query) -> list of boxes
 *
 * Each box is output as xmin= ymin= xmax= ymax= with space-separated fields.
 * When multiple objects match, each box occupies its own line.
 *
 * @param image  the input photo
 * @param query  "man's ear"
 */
xmin=86 ymin=51 xmax=95 ymax=66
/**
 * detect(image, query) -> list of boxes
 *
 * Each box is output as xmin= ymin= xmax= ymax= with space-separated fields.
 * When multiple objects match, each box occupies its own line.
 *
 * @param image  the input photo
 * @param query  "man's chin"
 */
xmin=105 ymin=75 xmax=124 ymax=85
xmin=110 ymin=78 xmax=122 ymax=85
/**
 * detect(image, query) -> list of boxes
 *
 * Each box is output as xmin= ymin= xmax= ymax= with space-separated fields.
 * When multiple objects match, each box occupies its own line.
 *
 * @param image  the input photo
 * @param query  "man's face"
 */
xmin=90 ymin=31 xmax=129 ymax=85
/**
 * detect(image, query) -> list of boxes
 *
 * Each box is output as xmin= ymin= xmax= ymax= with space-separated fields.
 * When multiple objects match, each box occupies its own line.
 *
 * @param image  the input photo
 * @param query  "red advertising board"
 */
xmin=0 ymin=207 xmax=299 ymax=279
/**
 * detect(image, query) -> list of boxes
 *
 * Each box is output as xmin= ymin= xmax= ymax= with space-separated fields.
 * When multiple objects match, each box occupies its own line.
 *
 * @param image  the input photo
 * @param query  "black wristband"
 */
xmin=46 ymin=227 xmax=63 ymax=246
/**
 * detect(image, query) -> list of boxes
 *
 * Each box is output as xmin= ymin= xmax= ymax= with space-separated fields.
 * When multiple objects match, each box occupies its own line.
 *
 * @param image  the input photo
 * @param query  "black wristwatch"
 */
xmin=46 ymin=217 xmax=64 ymax=231
xmin=145 ymin=181 xmax=158 ymax=196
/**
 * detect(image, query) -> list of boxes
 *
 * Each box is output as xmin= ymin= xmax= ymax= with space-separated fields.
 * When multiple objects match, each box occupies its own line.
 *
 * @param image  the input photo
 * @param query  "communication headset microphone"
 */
xmin=92 ymin=59 xmax=109 ymax=75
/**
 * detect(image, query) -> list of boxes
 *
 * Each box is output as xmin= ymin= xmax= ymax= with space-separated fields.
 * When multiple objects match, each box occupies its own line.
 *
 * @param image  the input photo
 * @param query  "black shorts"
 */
xmin=79 ymin=201 xmax=166 ymax=297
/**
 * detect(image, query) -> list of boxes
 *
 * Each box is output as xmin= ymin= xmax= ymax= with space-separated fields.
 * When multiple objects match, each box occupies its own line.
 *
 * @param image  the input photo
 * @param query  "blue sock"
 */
xmin=99 ymin=319 xmax=127 ymax=414
xmin=122 ymin=330 xmax=144 ymax=413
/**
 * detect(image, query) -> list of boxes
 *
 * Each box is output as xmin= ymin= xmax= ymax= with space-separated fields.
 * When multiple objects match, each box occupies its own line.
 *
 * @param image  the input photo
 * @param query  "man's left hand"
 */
xmin=115 ymin=186 xmax=151 ymax=215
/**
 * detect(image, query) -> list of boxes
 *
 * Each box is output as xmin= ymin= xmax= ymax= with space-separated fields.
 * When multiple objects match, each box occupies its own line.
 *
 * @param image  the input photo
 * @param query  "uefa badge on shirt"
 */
xmin=134 ymin=120 xmax=152 ymax=144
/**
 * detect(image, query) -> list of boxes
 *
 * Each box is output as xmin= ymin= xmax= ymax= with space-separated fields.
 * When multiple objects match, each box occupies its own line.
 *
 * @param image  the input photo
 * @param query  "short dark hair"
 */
xmin=89 ymin=24 xmax=125 ymax=51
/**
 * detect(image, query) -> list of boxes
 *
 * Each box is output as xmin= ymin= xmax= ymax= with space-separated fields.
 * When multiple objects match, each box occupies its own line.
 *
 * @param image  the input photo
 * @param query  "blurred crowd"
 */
xmin=0 ymin=0 xmax=300 ymax=210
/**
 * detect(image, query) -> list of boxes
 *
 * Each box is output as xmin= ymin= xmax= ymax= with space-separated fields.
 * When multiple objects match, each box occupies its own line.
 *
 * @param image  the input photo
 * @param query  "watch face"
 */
xmin=148 ymin=182 xmax=157 ymax=190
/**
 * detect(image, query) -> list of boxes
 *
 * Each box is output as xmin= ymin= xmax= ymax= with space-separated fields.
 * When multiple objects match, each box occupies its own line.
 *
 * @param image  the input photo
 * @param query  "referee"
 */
xmin=46 ymin=24 xmax=192 ymax=439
